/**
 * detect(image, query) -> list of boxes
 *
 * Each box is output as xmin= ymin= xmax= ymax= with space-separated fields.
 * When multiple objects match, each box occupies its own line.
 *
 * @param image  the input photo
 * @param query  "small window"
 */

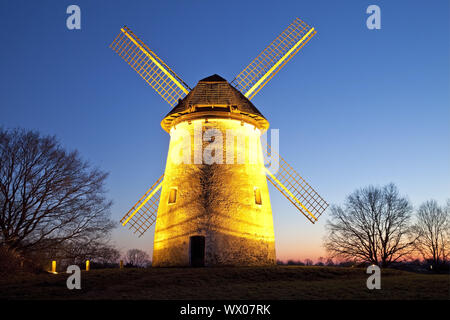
xmin=168 ymin=188 xmax=177 ymax=204
xmin=254 ymin=187 xmax=262 ymax=205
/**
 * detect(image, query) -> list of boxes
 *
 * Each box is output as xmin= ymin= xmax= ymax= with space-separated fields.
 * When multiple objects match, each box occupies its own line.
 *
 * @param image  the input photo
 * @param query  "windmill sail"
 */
xmin=231 ymin=18 xmax=316 ymax=100
xmin=262 ymin=140 xmax=328 ymax=223
xmin=120 ymin=174 xmax=164 ymax=237
xmin=110 ymin=26 xmax=191 ymax=107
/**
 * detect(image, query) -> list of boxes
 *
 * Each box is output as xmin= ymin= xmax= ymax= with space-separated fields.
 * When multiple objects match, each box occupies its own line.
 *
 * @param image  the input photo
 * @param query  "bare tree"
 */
xmin=411 ymin=200 xmax=450 ymax=265
xmin=59 ymin=242 xmax=120 ymax=265
xmin=124 ymin=249 xmax=150 ymax=267
xmin=315 ymin=257 xmax=325 ymax=266
xmin=304 ymin=258 xmax=313 ymax=266
xmin=324 ymin=184 xmax=415 ymax=267
xmin=0 ymin=128 xmax=115 ymax=260
xmin=93 ymin=245 xmax=121 ymax=265
xmin=325 ymin=258 xmax=334 ymax=266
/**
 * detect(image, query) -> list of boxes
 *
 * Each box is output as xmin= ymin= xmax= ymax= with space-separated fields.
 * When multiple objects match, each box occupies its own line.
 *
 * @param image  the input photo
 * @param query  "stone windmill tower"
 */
xmin=110 ymin=18 xmax=328 ymax=267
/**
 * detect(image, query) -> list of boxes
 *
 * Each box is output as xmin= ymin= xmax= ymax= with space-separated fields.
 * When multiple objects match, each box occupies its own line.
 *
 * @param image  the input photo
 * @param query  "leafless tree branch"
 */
xmin=0 ymin=128 xmax=116 ymax=260
xmin=323 ymin=184 xmax=415 ymax=267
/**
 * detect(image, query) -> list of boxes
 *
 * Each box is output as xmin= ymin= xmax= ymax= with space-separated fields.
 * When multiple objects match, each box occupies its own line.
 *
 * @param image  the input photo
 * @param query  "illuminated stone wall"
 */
xmin=152 ymin=119 xmax=276 ymax=266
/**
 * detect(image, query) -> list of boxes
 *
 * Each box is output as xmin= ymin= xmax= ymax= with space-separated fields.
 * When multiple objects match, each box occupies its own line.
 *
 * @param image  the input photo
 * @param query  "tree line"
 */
xmin=324 ymin=184 xmax=449 ymax=270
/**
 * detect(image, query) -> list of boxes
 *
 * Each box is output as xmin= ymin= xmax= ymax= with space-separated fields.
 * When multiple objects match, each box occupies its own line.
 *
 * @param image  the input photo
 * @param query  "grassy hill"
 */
xmin=0 ymin=266 xmax=448 ymax=300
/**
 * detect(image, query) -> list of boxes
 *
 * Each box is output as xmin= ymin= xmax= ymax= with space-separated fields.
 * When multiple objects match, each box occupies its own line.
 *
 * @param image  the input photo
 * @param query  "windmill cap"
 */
xmin=198 ymin=74 xmax=227 ymax=82
xmin=161 ymin=74 xmax=269 ymax=132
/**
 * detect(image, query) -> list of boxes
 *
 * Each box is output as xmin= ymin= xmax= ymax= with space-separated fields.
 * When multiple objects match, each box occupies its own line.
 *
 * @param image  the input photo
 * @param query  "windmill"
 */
xmin=110 ymin=17 xmax=328 ymax=267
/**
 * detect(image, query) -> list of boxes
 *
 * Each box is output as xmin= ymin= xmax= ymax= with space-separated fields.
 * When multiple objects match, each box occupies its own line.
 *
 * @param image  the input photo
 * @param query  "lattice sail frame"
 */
xmin=232 ymin=18 xmax=316 ymax=100
xmin=262 ymin=140 xmax=328 ymax=223
xmin=110 ymin=26 xmax=191 ymax=107
xmin=120 ymin=174 xmax=164 ymax=237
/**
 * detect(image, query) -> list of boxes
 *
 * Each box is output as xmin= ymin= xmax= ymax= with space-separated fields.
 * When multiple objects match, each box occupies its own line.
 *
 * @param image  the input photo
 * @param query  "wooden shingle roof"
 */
xmin=161 ymin=74 xmax=269 ymax=132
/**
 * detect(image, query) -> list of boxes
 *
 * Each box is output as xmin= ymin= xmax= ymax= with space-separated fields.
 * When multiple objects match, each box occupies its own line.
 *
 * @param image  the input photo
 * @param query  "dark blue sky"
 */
xmin=1 ymin=0 xmax=448 ymax=260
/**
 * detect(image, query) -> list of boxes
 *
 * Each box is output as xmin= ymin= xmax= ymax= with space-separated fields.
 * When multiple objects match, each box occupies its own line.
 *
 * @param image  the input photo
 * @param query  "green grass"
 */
xmin=0 ymin=266 xmax=448 ymax=300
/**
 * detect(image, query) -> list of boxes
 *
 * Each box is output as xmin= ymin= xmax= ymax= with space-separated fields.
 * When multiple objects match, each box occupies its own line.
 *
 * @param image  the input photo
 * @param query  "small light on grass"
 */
xmin=50 ymin=260 xmax=57 ymax=274
xmin=86 ymin=260 xmax=90 ymax=271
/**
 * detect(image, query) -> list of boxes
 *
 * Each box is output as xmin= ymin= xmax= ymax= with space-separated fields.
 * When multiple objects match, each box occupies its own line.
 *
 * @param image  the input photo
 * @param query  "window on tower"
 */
xmin=168 ymin=188 xmax=177 ymax=204
xmin=254 ymin=187 xmax=262 ymax=205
